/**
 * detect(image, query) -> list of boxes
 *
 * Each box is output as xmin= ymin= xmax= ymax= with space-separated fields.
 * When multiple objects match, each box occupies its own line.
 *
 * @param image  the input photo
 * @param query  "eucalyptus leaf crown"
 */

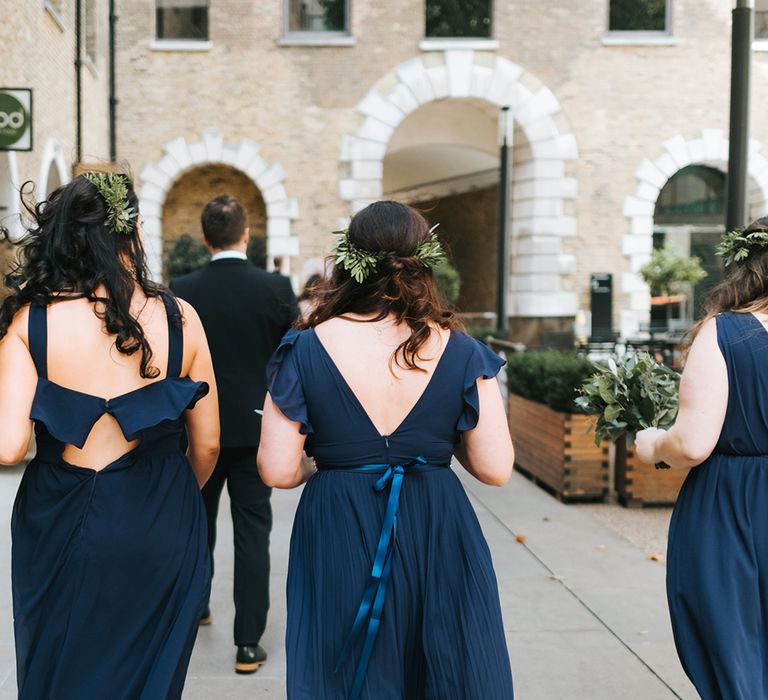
xmin=332 ymin=223 xmax=445 ymax=283
xmin=716 ymin=226 xmax=768 ymax=267
xmin=82 ymin=171 xmax=137 ymax=236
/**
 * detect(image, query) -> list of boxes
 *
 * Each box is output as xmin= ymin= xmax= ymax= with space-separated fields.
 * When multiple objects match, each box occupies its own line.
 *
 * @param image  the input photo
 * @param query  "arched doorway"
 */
xmin=162 ymin=163 xmax=267 ymax=278
xmin=383 ymin=98 xmax=499 ymax=314
xmin=0 ymin=152 xmax=21 ymax=300
xmin=622 ymin=129 xmax=768 ymax=336
xmin=139 ymin=130 xmax=300 ymax=281
xmin=340 ymin=51 xmax=579 ymax=342
xmin=653 ymin=165 xmax=725 ymax=320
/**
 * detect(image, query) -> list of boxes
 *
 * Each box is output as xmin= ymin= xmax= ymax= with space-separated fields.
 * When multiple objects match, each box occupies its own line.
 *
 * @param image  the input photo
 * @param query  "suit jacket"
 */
xmin=170 ymin=259 xmax=298 ymax=448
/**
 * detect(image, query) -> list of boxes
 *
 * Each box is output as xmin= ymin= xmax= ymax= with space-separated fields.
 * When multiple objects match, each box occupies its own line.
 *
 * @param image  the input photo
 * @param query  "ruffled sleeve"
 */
xmin=266 ymin=328 xmax=313 ymax=435
xmin=456 ymin=337 xmax=506 ymax=434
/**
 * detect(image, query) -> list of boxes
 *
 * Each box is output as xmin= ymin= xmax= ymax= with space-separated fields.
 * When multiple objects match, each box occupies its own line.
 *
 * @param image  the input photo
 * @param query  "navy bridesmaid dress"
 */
xmin=268 ymin=327 xmax=514 ymax=700
xmin=668 ymin=311 xmax=768 ymax=699
xmin=12 ymin=294 xmax=211 ymax=699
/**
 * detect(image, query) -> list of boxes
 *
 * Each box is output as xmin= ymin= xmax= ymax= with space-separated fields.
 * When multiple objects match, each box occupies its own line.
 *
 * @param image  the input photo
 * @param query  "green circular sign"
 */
xmin=0 ymin=93 xmax=28 ymax=148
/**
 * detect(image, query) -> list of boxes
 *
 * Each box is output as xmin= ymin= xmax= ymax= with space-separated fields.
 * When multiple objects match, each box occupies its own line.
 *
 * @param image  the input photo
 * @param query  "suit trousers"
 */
xmin=202 ymin=446 xmax=272 ymax=646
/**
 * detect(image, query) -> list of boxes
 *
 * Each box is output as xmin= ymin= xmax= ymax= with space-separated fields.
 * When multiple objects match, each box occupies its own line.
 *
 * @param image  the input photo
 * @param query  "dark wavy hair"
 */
xmin=298 ymin=200 xmax=462 ymax=370
xmin=0 ymin=173 xmax=165 ymax=378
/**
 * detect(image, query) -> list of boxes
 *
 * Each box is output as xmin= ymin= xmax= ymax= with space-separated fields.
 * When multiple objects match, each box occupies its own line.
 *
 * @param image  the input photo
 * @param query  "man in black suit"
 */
xmin=170 ymin=195 xmax=297 ymax=674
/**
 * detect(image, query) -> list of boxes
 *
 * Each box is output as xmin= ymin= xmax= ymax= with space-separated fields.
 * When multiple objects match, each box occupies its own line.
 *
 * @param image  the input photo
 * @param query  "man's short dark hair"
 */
xmin=201 ymin=195 xmax=247 ymax=248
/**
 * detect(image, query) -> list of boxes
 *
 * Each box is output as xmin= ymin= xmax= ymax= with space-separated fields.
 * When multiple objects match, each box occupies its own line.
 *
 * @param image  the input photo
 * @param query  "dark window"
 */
xmin=756 ymin=0 xmax=768 ymax=39
xmin=156 ymin=1 xmax=209 ymax=41
xmin=608 ymin=0 xmax=667 ymax=32
xmin=425 ymin=0 xmax=492 ymax=39
xmin=287 ymin=0 xmax=348 ymax=33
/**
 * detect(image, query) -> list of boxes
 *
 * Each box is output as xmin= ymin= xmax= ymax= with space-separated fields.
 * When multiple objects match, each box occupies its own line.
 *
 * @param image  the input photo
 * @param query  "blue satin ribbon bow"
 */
xmin=334 ymin=456 xmax=430 ymax=700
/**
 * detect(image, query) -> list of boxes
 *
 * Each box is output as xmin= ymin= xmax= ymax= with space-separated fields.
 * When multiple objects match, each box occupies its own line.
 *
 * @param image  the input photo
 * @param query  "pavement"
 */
xmin=0 ymin=464 xmax=697 ymax=700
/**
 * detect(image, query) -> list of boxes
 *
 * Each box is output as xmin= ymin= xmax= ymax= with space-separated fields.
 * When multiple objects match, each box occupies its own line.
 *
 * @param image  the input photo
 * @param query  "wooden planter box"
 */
xmin=614 ymin=440 xmax=689 ymax=507
xmin=508 ymin=394 xmax=609 ymax=502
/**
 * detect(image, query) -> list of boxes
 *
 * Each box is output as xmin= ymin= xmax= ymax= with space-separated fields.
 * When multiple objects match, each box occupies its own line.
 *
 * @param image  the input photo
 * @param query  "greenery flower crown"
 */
xmin=332 ymin=223 xmax=446 ymax=283
xmin=716 ymin=227 xmax=768 ymax=266
xmin=83 ymin=171 xmax=137 ymax=236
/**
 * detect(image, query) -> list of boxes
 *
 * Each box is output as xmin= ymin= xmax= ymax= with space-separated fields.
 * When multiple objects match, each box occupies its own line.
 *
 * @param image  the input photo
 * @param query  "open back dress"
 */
xmin=12 ymin=294 xmax=210 ymax=699
xmin=668 ymin=310 xmax=768 ymax=699
xmin=269 ymin=327 xmax=514 ymax=700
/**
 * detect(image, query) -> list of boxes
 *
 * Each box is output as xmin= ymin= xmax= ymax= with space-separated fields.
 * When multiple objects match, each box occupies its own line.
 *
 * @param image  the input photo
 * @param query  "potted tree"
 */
xmin=640 ymin=244 xmax=707 ymax=331
xmin=507 ymin=352 xmax=609 ymax=502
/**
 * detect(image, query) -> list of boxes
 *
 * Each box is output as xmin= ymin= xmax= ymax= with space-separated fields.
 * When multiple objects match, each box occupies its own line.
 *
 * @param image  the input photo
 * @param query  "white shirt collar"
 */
xmin=210 ymin=250 xmax=248 ymax=262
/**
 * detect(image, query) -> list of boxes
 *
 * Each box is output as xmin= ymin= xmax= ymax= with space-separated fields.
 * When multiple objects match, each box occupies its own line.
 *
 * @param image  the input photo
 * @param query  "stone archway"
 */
xmin=38 ymin=138 xmax=69 ymax=197
xmin=621 ymin=128 xmax=768 ymax=336
xmin=139 ymin=129 xmax=299 ymax=279
xmin=339 ymin=50 xmax=580 ymax=319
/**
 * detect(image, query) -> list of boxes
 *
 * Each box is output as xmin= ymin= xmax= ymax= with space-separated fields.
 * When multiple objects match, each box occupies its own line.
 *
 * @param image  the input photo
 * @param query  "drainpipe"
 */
xmin=75 ymin=0 xmax=82 ymax=164
xmin=109 ymin=0 xmax=117 ymax=161
xmin=726 ymin=0 xmax=753 ymax=231
xmin=496 ymin=106 xmax=511 ymax=337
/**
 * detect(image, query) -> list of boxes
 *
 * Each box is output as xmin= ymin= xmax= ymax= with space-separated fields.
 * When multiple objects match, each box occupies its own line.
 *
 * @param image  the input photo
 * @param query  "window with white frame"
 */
xmin=607 ymin=0 xmax=669 ymax=34
xmin=425 ymin=0 xmax=492 ymax=39
xmin=756 ymin=0 xmax=768 ymax=41
xmin=85 ymin=0 xmax=97 ymax=63
xmin=155 ymin=0 xmax=209 ymax=41
xmin=286 ymin=0 xmax=349 ymax=35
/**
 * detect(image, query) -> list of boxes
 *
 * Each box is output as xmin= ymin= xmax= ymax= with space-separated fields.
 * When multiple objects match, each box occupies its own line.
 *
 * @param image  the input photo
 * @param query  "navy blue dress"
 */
xmin=268 ymin=327 xmax=514 ymax=700
xmin=668 ymin=311 xmax=768 ymax=699
xmin=12 ymin=295 xmax=211 ymax=699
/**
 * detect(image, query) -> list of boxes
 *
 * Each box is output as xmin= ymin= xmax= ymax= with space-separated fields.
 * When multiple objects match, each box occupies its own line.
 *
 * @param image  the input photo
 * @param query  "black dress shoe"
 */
xmin=199 ymin=606 xmax=212 ymax=626
xmin=235 ymin=644 xmax=267 ymax=674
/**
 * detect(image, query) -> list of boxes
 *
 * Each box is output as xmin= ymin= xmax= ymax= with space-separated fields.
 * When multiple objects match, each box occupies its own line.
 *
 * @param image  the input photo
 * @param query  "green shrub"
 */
xmin=247 ymin=235 xmax=267 ymax=269
xmin=166 ymin=234 xmax=210 ymax=278
xmin=507 ymin=351 xmax=595 ymax=414
xmin=434 ymin=259 xmax=461 ymax=305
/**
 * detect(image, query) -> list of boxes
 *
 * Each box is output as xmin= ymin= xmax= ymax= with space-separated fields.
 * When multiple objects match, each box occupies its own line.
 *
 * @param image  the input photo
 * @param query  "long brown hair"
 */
xmin=299 ymin=201 xmax=462 ymax=370
xmin=690 ymin=216 xmax=768 ymax=340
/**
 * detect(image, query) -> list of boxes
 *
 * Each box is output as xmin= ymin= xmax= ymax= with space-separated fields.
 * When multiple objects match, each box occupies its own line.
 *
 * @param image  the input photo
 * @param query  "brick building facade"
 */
xmin=6 ymin=1 xmax=768 ymax=342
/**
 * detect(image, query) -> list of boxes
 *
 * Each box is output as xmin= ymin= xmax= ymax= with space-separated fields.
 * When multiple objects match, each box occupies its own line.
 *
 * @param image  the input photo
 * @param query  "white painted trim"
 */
xmin=139 ymin=129 xmax=300 ymax=280
xmin=753 ymin=39 xmax=768 ymax=51
xmin=338 ymin=51 xmax=580 ymax=319
xmin=419 ymin=38 xmax=499 ymax=51
xmin=601 ymin=34 xmax=679 ymax=46
xmin=620 ymin=128 xmax=768 ymax=337
xmin=277 ymin=34 xmax=356 ymax=47
xmin=149 ymin=40 xmax=213 ymax=52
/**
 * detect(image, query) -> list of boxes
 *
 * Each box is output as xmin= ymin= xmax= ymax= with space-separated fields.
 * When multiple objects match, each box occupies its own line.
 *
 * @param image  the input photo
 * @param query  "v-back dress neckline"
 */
xmin=310 ymin=327 xmax=455 ymax=438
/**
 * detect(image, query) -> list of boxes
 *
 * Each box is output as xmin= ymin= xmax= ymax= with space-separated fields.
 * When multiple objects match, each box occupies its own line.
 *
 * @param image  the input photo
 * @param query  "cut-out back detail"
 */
xmin=28 ymin=294 xmax=208 ymax=449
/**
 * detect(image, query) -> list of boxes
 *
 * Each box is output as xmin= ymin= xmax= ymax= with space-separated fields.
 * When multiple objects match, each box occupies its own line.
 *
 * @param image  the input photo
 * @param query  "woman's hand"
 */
xmin=635 ymin=427 xmax=665 ymax=465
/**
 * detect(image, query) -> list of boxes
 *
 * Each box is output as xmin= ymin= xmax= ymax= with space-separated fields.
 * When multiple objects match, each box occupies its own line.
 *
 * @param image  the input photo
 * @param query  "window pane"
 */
xmin=654 ymin=165 xmax=725 ymax=226
xmin=287 ymin=0 xmax=347 ymax=33
xmin=756 ymin=0 xmax=768 ymax=39
xmin=425 ymin=0 xmax=492 ymax=38
xmin=156 ymin=1 xmax=209 ymax=40
xmin=609 ymin=0 xmax=666 ymax=32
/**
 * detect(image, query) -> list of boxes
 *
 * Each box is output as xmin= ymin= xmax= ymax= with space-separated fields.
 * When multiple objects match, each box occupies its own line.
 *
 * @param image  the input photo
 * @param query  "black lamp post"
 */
xmin=726 ymin=0 xmax=753 ymax=232
xmin=496 ymin=106 xmax=511 ymax=337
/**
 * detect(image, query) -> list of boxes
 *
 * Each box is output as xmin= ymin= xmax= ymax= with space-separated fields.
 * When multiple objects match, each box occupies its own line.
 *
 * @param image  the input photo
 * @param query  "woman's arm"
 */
xmin=635 ymin=317 xmax=728 ymax=468
xmin=454 ymin=376 xmax=514 ymax=487
xmin=179 ymin=300 xmax=220 ymax=487
xmin=0 ymin=308 xmax=36 ymax=465
xmin=257 ymin=393 xmax=313 ymax=488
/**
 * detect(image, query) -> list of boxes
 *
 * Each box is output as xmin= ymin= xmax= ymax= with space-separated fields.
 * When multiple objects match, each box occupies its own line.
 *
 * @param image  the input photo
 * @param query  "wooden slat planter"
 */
xmin=508 ymin=394 xmax=609 ymax=502
xmin=614 ymin=440 xmax=689 ymax=507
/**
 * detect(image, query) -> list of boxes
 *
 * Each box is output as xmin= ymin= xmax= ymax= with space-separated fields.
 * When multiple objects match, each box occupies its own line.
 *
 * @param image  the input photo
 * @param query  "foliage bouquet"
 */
xmin=575 ymin=352 xmax=680 ymax=451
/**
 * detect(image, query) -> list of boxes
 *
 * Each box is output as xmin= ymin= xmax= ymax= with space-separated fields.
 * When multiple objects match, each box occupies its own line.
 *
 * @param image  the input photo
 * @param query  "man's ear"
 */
xmin=203 ymin=237 xmax=215 ymax=253
xmin=242 ymin=227 xmax=250 ymax=244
